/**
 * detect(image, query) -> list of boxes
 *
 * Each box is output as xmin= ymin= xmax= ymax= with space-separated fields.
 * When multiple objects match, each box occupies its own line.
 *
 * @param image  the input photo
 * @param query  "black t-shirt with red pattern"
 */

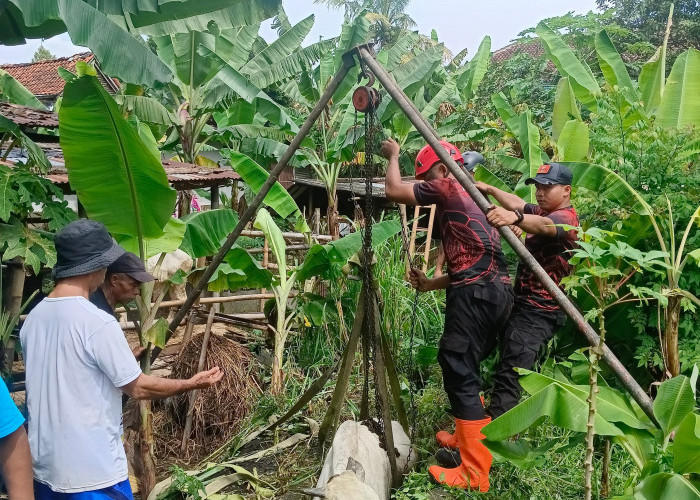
xmin=516 ymin=203 xmax=579 ymax=310
xmin=414 ymin=178 xmax=511 ymax=287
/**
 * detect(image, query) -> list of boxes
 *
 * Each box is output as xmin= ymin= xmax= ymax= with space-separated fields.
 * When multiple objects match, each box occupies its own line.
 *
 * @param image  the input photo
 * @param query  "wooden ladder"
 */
xmin=400 ymin=204 xmax=437 ymax=277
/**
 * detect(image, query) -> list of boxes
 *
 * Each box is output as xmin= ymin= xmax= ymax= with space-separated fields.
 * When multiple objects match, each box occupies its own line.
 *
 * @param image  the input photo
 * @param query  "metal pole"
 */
xmin=151 ymin=55 xmax=357 ymax=362
xmin=356 ymin=46 xmax=656 ymax=422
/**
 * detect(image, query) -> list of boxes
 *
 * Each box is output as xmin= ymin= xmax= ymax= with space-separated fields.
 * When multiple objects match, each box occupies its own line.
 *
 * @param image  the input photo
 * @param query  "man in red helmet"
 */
xmin=380 ymin=138 xmax=513 ymax=492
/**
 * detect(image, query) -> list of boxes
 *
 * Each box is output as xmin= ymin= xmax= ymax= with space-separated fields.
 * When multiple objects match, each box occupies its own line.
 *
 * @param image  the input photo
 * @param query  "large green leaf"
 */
xmin=552 ymin=77 xmax=581 ymax=141
xmin=241 ymin=14 xmax=314 ymax=78
xmin=673 ymin=413 xmax=700 ymax=474
xmin=179 ymin=209 xmax=239 ymax=258
xmin=639 ymin=46 xmax=665 ymax=115
xmin=202 ymin=48 xmax=298 ymax=132
xmin=56 ymin=0 xmax=171 ymax=86
xmin=59 ymin=75 xmax=176 ymax=243
xmin=653 ymin=375 xmax=696 ymax=441
xmin=296 ymin=220 xmax=402 ymax=281
xmin=114 ymin=94 xmax=172 ymax=126
xmin=0 ymin=69 xmax=46 ymax=109
xmin=596 ymin=30 xmax=637 ymax=98
xmin=204 ymin=247 xmax=272 ymax=291
xmin=557 ymin=120 xmax=589 ymax=162
xmin=155 ymin=31 xmax=219 ymax=89
xmin=483 ymin=369 xmax=653 ymax=441
xmin=457 ymin=35 xmax=491 ymax=102
xmin=536 ymin=21 xmax=601 ymax=111
xmin=610 ymin=473 xmax=700 ymax=500
xmin=253 ymin=207 xmax=287 ymax=283
xmin=656 ymin=49 xmax=700 ymax=128
xmin=116 ymin=218 xmax=186 ymax=259
xmin=0 ymin=222 xmax=56 ymax=273
xmin=227 ymin=151 xmax=301 ymax=220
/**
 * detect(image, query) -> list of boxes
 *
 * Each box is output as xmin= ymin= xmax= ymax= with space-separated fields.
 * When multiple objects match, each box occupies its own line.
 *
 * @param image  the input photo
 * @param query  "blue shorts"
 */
xmin=34 ymin=479 xmax=134 ymax=500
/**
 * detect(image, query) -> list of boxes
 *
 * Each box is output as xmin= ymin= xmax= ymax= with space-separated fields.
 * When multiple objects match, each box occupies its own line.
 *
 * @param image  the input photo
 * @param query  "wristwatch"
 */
xmin=513 ymin=209 xmax=524 ymax=224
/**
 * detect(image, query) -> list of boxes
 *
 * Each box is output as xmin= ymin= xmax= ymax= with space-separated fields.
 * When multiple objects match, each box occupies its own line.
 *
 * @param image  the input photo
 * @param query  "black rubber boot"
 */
xmin=435 ymin=447 xmax=462 ymax=468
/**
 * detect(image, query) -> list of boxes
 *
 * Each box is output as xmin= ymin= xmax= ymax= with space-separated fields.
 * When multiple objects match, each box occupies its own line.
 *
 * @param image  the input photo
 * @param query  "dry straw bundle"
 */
xmin=168 ymin=332 xmax=256 ymax=448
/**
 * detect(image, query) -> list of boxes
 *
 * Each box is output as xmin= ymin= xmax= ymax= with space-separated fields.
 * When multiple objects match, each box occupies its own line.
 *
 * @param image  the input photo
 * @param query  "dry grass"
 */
xmin=158 ymin=331 xmax=258 ymax=464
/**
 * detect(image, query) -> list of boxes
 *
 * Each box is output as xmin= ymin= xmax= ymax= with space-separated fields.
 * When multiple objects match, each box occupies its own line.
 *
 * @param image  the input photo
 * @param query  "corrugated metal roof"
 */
xmin=3 ymin=157 xmax=240 ymax=189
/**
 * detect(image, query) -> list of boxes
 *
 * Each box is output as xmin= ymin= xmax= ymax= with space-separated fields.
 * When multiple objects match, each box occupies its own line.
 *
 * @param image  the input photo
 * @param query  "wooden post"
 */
xmin=260 ymin=237 xmax=269 ymax=311
xmin=180 ymin=307 xmax=216 ymax=452
xmin=422 ymin=205 xmax=436 ymax=273
xmin=398 ymin=204 xmax=410 ymax=279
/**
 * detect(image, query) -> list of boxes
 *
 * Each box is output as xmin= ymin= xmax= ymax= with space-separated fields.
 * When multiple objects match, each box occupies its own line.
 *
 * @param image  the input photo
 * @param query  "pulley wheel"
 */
xmin=352 ymin=85 xmax=381 ymax=113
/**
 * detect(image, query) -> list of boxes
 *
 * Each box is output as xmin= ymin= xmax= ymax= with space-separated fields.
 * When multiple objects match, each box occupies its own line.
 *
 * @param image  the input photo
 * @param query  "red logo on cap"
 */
xmin=537 ymin=164 xmax=551 ymax=174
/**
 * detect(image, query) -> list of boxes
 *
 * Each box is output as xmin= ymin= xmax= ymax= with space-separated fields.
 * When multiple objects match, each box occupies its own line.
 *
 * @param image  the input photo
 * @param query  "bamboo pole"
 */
xmin=180 ymin=307 xmax=216 ymax=452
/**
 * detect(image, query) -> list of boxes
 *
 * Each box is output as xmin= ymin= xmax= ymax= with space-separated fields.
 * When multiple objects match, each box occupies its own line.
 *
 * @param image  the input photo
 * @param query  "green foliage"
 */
xmin=0 ymin=163 xmax=76 ymax=273
xmin=59 ymin=75 xmax=177 ymax=255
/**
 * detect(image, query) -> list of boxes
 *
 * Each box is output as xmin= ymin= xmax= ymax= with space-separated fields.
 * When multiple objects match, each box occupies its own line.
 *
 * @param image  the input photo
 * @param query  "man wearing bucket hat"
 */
xmin=476 ymin=162 xmax=579 ymax=418
xmin=20 ymin=219 xmax=223 ymax=500
xmin=381 ymin=138 xmax=513 ymax=492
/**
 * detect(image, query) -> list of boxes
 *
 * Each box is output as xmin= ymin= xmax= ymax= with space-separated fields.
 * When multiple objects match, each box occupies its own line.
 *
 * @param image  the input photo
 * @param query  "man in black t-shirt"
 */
xmin=381 ymin=138 xmax=513 ymax=492
xmin=476 ymin=162 xmax=579 ymax=418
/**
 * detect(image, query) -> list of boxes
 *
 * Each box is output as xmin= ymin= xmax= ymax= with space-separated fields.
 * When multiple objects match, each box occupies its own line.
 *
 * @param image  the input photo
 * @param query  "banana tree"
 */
xmin=483 ymin=361 xmax=700 ymax=499
xmin=1 ymin=0 xmax=282 ymax=87
xmin=200 ymin=209 xmax=401 ymax=394
xmin=59 ymin=69 xmax=178 ymax=495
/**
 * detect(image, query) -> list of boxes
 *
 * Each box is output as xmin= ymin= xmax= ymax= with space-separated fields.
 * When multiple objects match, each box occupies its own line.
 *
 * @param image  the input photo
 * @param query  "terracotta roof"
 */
xmin=492 ymin=40 xmax=545 ymax=64
xmin=0 ymin=102 xmax=58 ymax=128
xmin=0 ymin=52 xmax=119 ymax=98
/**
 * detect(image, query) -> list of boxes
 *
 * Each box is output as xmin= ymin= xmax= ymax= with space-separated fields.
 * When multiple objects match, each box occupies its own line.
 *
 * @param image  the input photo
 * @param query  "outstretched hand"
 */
xmin=189 ymin=366 xmax=223 ymax=390
xmin=380 ymin=138 xmax=400 ymax=161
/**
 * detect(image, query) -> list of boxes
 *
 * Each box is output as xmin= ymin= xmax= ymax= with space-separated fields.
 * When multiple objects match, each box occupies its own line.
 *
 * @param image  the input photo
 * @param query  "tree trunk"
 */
xmin=327 ymin=192 xmax=340 ymax=240
xmin=5 ymin=258 xmax=25 ymax=316
xmin=135 ymin=400 xmax=156 ymax=496
xmin=663 ymin=295 xmax=682 ymax=377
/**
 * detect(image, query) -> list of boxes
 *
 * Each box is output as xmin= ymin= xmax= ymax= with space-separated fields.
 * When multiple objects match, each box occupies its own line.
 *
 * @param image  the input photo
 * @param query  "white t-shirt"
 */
xmin=20 ymin=296 xmax=142 ymax=493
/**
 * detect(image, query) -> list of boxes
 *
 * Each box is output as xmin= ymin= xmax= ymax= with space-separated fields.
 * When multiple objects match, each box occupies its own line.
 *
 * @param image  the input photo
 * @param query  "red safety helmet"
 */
xmin=415 ymin=141 xmax=463 ymax=179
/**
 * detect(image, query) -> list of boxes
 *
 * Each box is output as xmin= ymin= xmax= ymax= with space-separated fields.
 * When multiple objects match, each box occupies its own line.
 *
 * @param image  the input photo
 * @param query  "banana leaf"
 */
xmin=203 ymin=247 xmax=272 ymax=292
xmin=653 ymin=375 xmax=696 ymax=441
xmin=639 ymin=46 xmax=665 ymax=116
xmin=457 ymin=35 xmax=491 ymax=102
xmin=536 ymin=21 xmax=601 ymax=111
xmin=673 ymin=413 xmax=700 ymax=474
xmin=296 ymin=220 xmax=402 ymax=281
xmin=609 ymin=473 xmax=700 ymax=500
xmin=596 ymin=30 xmax=637 ymax=99
xmin=179 ymin=209 xmax=239 ymax=258
xmin=552 ymin=77 xmax=580 ymax=141
xmin=557 ymin=120 xmax=589 ymax=162
xmin=117 ymin=218 xmax=186 ymax=260
xmin=656 ymin=49 xmax=700 ymax=128
xmin=227 ymin=151 xmax=302 ymax=220
xmin=59 ymin=75 xmax=176 ymax=245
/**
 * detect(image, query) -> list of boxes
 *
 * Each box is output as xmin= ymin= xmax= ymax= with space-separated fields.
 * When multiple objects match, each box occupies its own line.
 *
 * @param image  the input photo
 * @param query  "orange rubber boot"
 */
xmin=429 ymin=417 xmax=492 ymax=492
xmin=435 ymin=396 xmax=484 ymax=449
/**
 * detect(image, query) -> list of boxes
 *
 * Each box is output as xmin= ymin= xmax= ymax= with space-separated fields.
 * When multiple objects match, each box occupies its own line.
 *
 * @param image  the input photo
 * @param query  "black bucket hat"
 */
xmin=525 ymin=162 xmax=573 ymax=185
xmin=107 ymin=252 xmax=155 ymax=283
xmin=52 ymin=220 xmax=125 ymax=280
xmin=462 ymin=151 xmax=485 ymax=172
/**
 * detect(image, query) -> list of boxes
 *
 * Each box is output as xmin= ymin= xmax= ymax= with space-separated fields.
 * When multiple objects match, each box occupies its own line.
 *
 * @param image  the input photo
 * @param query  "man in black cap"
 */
xmin=476 ymin=162 xmax=579 ymax=418
xmin=20 ymin=219 xmax=223 ymax=500
xmin=90 ymin=251 xmax=155 ymax=316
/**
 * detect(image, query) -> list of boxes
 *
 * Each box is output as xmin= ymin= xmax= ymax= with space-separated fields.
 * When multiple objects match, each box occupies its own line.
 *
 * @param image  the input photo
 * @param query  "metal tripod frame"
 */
xmin=154 ymin=44 xmax=656 ymax=432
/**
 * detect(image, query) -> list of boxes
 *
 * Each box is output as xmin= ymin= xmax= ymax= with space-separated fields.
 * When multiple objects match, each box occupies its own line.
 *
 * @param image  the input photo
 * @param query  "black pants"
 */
xmin=488 ymin=300 xmax=564 ymax=419
xmin=437 ymin=282 xmax=513 ymax=420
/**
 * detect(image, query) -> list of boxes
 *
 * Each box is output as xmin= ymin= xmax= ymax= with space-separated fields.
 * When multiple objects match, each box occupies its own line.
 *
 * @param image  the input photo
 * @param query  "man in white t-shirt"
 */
xmin=20 ymin=220 xmax=223 ymax=500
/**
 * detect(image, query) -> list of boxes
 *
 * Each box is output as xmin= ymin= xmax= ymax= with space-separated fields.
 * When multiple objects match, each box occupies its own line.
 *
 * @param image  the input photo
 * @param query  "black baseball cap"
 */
xmin=107 ymin=251 xmax=155 ymax=283
xmin=524 ymin=162 xmax=573 ymax=185
xmin=53 ymin=220 xmax=125 ymax=279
